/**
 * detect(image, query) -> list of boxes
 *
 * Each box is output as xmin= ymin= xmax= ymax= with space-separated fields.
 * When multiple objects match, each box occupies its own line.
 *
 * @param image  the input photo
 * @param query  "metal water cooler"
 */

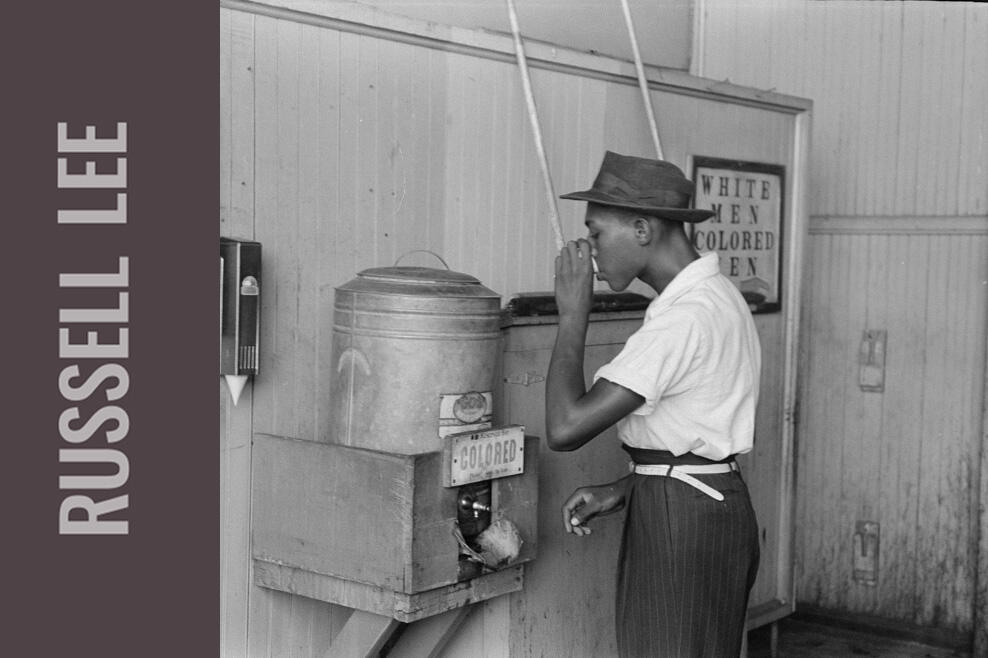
xmin=251 ymin=265 xmax=539 ymax=646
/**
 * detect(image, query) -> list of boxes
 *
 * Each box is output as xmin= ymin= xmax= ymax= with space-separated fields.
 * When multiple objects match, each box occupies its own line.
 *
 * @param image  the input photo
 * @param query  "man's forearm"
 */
xmin=546 ymin=314 xmax=590 ymax=450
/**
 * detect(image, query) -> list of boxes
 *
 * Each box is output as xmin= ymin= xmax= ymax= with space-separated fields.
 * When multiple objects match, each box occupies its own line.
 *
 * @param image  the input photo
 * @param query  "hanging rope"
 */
xmin=619 ymin=0 xmax=664 ymax=159
xmin=504 ymin=0 xmax=566 ymax=251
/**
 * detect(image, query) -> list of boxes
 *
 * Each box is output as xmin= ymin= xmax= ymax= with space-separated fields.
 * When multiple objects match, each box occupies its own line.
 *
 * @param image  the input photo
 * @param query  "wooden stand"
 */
xmin=250 ymin=433 xmax=539 ymax=652
xmin=253 ymin=560 xmax=524 ymax=623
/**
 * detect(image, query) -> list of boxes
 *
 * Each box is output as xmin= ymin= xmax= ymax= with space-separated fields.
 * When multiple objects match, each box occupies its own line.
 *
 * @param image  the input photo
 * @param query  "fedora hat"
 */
xmin=560 ymin=151 xmax=714 ymax=223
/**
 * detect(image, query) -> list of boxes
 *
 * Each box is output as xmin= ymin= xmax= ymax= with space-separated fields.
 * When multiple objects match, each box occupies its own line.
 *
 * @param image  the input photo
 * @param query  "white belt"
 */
xmin=630 ymin=461 xmax=739 ymax=501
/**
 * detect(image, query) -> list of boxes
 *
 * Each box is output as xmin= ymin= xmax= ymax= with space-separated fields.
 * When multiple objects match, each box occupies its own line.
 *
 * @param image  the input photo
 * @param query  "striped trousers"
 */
xmin=616 ymin=447 xmax=760 ymax=658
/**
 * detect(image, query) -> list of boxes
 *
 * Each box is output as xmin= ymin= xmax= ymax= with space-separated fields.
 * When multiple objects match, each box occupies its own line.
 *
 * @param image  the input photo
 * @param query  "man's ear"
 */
xmin=633 ymin=216 xmax=653 ymax=245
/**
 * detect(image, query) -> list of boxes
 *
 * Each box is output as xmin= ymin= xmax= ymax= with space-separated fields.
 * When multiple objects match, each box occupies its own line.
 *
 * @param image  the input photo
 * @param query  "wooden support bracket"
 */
xmin=386 ymin=606 xmax=472 ymax=658
xmin=324 ymin=610 xmax=401 ymax=658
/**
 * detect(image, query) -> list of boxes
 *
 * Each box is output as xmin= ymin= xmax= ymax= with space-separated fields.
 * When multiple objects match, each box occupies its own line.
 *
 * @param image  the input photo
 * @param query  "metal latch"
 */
xmin=504 ymin=371 xmax=545 ymax=386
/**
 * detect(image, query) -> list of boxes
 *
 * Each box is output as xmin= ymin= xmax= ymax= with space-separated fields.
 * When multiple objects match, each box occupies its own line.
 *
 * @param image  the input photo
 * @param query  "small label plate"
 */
xmin=442 ymin=425 xmax=525 ymax=487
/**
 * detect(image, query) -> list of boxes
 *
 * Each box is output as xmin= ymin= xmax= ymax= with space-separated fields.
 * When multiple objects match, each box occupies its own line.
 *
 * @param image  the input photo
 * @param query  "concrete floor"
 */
xmin=747 ymin=619 xmax=971 ymax=658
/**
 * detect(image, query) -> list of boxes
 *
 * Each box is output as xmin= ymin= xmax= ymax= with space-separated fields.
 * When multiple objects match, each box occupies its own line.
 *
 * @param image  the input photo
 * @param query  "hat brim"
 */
xmin=560 ymin=189 xmax=715 ymax=223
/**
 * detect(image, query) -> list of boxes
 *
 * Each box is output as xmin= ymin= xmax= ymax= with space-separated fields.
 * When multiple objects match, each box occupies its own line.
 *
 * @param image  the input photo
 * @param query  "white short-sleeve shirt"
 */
xmin=593 ymin=252 xmax=761 ymax=461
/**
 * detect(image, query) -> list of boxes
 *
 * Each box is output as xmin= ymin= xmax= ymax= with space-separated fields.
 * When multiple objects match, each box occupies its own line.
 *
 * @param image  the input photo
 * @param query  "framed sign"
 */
xmin=690 ymin=157 xmax=785 ymax=314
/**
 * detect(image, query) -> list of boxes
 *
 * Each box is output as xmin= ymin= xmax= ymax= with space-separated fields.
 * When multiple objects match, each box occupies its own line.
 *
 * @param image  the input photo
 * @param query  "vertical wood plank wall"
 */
xmin=699 ymin=0 xmax=988 ymax=637
xmin=220 ymin=2 xmax=808 ymax=655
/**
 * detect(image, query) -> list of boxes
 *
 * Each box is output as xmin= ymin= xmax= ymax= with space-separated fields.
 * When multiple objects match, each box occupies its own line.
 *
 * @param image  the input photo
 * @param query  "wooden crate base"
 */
xmin=254 ymin=559 xmax=524 ymax=623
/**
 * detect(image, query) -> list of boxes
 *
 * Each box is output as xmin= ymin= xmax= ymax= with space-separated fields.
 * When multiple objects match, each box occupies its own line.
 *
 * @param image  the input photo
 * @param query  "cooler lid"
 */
xmin=337 ymin=266 xmax=500 ymax=301
xmin=357 ymin=266 xmax=480 ymax=285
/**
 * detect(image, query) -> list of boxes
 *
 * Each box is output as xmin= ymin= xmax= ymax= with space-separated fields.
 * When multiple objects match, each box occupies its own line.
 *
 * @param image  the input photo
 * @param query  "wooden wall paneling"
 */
xmin=746 ymin=312 xmax=784 ymax=609
xmin=915 ymin=5 xmax=944 ymax=217
xmin=798 ymin=233 xmax=853 ymax=609
xmin=699 ymin=0 xmax=739 ymax=83
xmin=741 ymin=1 xmax=774 ymax=90
xmin=499 ymin=58 xmax=531 ymax=297
xmin=220 ymin=8 xmax=257 ymax=658
xmin=467 ymin=54 xmax=497 ymax=288
xmin=810 ymin=234 xmax=846 ymax=610
xmin=440 ymin=592 xmax=508 ymax=658
xmin=223 ymin=8 xmax=258 ymax=236
xmin=914 ymin=235 xmax=970 ymax=633
xmin=959 ymin=4 xmax=988 ymax=216
xmin=845 ymin=5 xmax=878 ymax=217
xmin=273 ymin=15 xmax=303 ymax=439
xmin=699 ymin=1 xmax=988 ymax=221
xmin=569 ymin=77 xmax=608 ymax=232
xmin=932 ymin=234 xmax=975 ymax=631
xmin=422 ymin=48 xmax=447 ymax=262
xmin=250 ymin=14 xmax=293 ymax=437
xmin=288 ymin=24 xmax=341 ymax=652
xmin=930 ymin=8 xmax=962 ymax=217
xmin=356 ymin=33 xmax=383 ymax=271
xmin=498 ymin=57 xmax=526 ymax=295
xmin=828 ymin=234 xmax=862 ymax=613
xmin=500 ymin=57 xmax=528 ymax=289
xmin=248 ymin=13 xmax=295 ymax=654
xmin=394 ymin=40 xmax=439 ymax=264
xmin=798 ymin=227 xmax=987 ymax=634
xmin=441 ymin=55 xmax=611 ymax=299
xmin=872 ymin=3 xmax=903 ymax=217
xmin=894 ymin=6 xmax=925 ymax=217
xmin=221 ymin=8 xmax=232 ymax=228
xmin=793 ymin=236 xmax=820 ymax=604
xmin=375 ymin=35 xmax=440 ymax=271
xmin=942 ymin=236 xmax=982 ymax=633
xmin=876 ymin=234 xmax=924 ymax=622
xmin=531 ymin=67 xmax=572 ymax=247
xmin=828 ymin=5 xmax=852 ymax=217
xmin=294 ymin=21 xmax=322 ymax=444
xmin=601 ymin=83 xmax=652 ymax=162
xmin=441 ymin=52 xmax=474 ymax=280
xmin=466 ymin=56 xmax=498 ymax=286
xmin=913 ymin=234 xmax=949 ymax=629
xmin=766 ymin=0 xmax=800 ymax=100
xmin=334 ymin=31 xmax=360 ymax=284
xmin=245 ymin=16 xmax=351 ymax=657
xmin=974 ymin=233 xmax=988 ymax=657
xmin=834 ymin=2 xmax=865 ymax=217
xmin=313 ymin=24 xmax=342 ymax=442
xmin=959 ymin=237 xmax=988 ymax=629
xmin=842 ymin=233 xmax=868 ymax=614
xmin=501 ymin=63 xmax=579 ymax=295
xmin=943 ymin=237 xmax=976 ymax=631
xmin=866 ymin=233 xmax=890 ymax=616
xmin=221 ymin=384 xmax=255 ymax=658
xmin=807 ymin=3 xmax=832 ymax=216
xmin=376 ymin=36 xmax=399 ymax=269
xmin=792 ymin=232 xmax=815 ymax=605
xmin=541 ymin=67 xmax=577 ymax=231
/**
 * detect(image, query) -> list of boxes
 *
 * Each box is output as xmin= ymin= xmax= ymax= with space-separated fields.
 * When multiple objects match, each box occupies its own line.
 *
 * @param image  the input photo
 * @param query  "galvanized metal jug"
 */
xmin=329 ymin=265 xmax=502 ymax=454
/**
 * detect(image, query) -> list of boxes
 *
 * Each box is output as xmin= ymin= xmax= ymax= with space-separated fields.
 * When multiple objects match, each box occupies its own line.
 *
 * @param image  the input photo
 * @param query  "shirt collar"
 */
xmin=646 ymin=252 xmax=720 ymax=316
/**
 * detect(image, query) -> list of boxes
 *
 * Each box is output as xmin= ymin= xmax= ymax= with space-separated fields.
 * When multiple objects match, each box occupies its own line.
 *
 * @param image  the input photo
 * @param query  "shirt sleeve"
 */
xmin=593 ymin=308 xmax=704 ymax=415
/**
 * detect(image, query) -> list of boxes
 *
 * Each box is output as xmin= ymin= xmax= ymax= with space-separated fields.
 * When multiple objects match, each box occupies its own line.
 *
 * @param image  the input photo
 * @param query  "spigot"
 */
xmin=458 ymin=493 xmax=491 ymax=518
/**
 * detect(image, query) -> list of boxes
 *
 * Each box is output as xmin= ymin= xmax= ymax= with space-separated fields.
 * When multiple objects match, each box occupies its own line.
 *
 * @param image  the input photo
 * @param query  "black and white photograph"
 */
xmin=6 ymin=1 xmax=987 ymax=657
xmin=218 ymin=1 xmax=987 ymax=656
